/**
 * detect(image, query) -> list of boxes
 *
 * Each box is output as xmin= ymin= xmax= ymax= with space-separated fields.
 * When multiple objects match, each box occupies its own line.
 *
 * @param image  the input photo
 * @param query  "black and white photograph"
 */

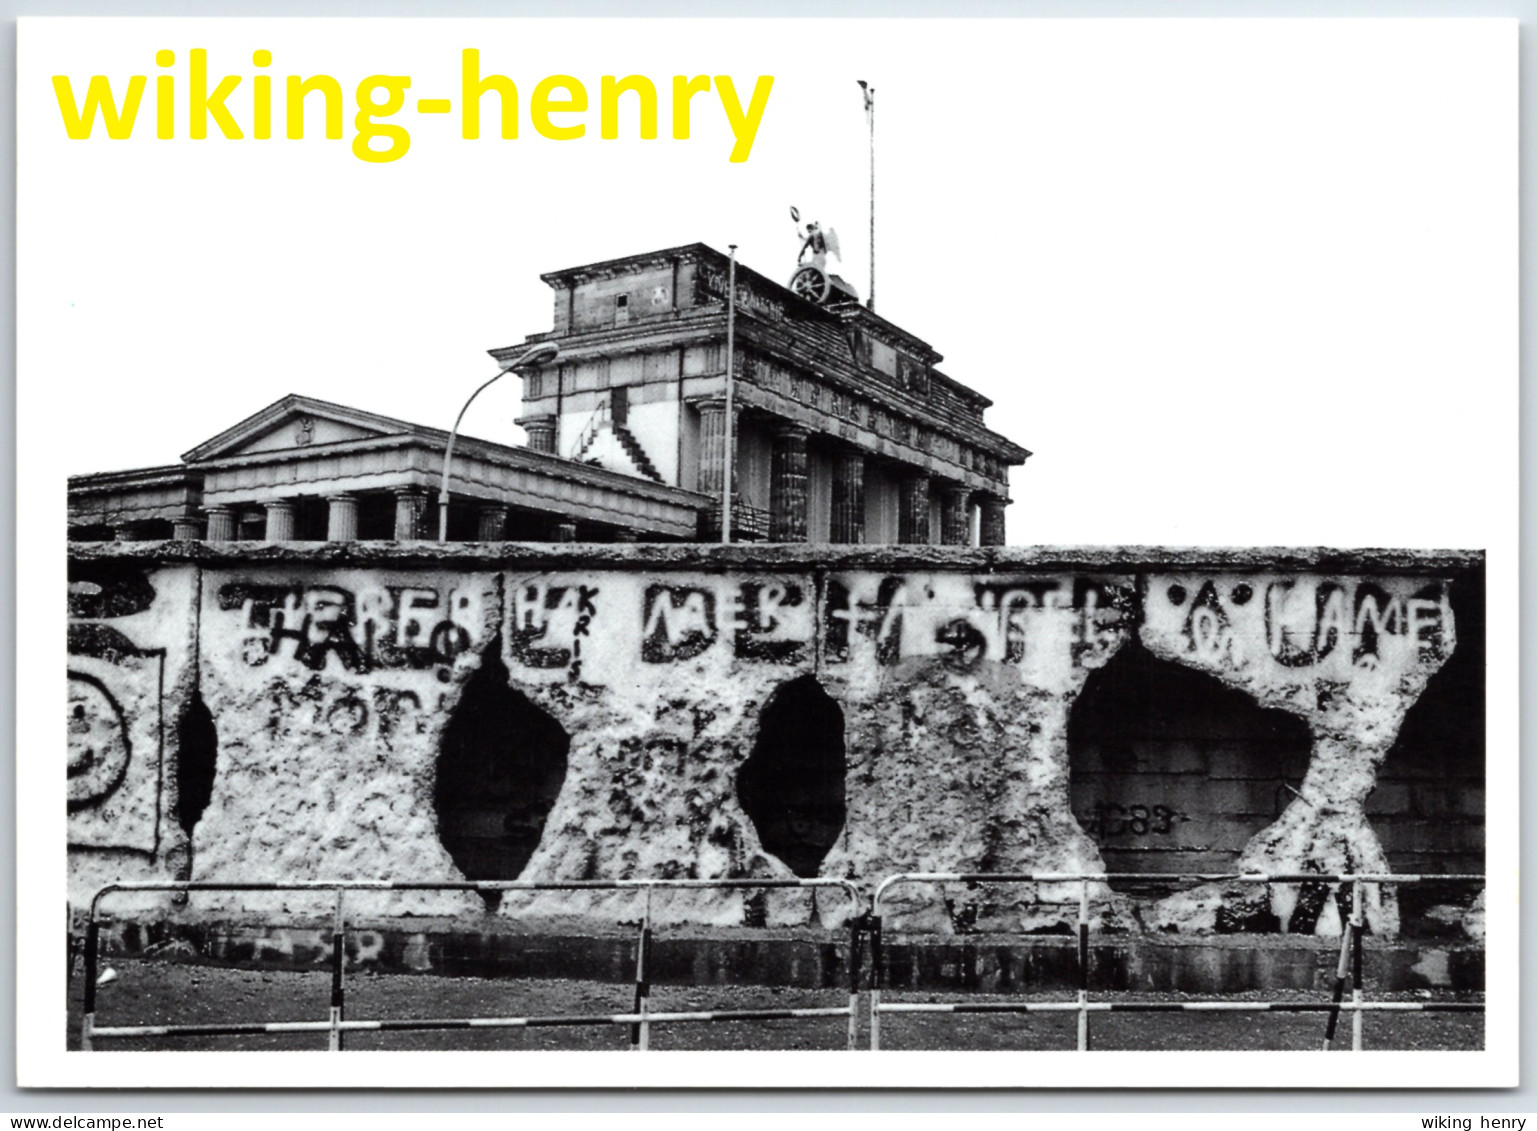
xmin=17 ymin=16 xmax=1517 ymax=1090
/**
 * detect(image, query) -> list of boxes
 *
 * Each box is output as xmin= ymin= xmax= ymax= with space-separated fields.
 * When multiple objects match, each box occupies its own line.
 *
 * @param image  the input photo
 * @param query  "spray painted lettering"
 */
xmin=1165 ymin=578 xmax=1449 ymax=670
xmin=509 ymin=583 xmax=599 ymax=681
xmin=219 ymin=583 xmax=483 ymax=673
xmin=641 ymin=582 xmax=811 ymax=664
xmin=824 ymin=576 xmax=1125 ymax=668
xmin=259 ymin=675 xmax=425 ymax=745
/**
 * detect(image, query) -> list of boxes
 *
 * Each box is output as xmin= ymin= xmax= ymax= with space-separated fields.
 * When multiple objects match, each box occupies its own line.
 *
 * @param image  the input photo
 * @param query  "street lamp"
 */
xmin=438 ymin=341 xmax=560 ymax=542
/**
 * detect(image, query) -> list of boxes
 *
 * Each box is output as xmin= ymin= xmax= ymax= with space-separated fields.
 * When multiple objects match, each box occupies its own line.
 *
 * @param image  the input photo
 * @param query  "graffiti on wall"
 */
xmin=218 ymin=583 xmax=485 ymax=674
xmin=824 ymin=575 xmax=1129 ymax=670
xmin=500 ymin=572 xmax=1130 ymax=683
xmin=66 ymin=570 xmax=170 ymax=853
xmin=1151 ymin=576 xmax=1451 ymax=679
xmin=508 ymin=582 xmax=599 ymax=680
xmin=641 ymin=581 xmax=810 ymax=664
xmin=506 ymin=578 xmax=815 ymax=678
xmin=251 ymin=675 xmax=427 ymax=744
xmin=67 ymin=672 xmax=131 ymax=810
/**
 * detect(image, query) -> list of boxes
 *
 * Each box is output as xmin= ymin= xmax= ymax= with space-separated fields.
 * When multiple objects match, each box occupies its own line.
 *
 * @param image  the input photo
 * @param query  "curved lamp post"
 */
xmin=438 ymin=341 xmax=560 ymax=542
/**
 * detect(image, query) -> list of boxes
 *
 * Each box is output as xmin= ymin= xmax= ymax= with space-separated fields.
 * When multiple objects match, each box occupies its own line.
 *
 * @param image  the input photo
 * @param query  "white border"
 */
xmin=14 ymin=14 xmax=1519 ymax=1093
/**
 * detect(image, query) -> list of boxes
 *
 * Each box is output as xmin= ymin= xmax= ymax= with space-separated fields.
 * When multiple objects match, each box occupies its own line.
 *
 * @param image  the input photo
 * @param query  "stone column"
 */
xmin=555 ymin=520 xmax=579 ymax=542
xmin=898 ymin=472 xmax=932 ymax=545
xmin=939 ymin=485 xmax=972 ymax=546
xmin=695 ymin=397 xmax=739 ymax=499
xmin=325 ymin=494 xmax=359 ymax=542
xmin=477 ymin=504 xmax=509 ymax=542
xmin=171 ymin=517 xmax=203 ymax=541
xmin=393 ymin=489 xmax=428 ymax=541
xmin=264 ymin=500 xmax=296 ymax=542
xmin=613 ymin=529 xmax=639 ymax=544
xmin=829 ymin=449 xmax=866 ymax=544
xmin=112 ymin=525 xmax=136 ymax=543
xmin=521 ymin=414 xmax=557 ymax=455
xmin=205 ymin=507 xmax=237 ymax=542
xmin=769 ymin=424 xmax=810 ymax=543
xmin=978 ymin=493 xmax=1008 ymax=547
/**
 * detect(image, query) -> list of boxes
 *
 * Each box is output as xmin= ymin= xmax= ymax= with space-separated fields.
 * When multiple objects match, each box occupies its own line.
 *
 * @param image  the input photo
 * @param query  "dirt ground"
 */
xmin=68 ymin=959 xmax=1483 ymax=1053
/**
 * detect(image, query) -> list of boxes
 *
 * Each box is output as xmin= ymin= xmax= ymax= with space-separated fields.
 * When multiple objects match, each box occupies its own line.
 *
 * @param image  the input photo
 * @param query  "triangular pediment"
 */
xmin=181 ymin=395 xmax=422 ymax=463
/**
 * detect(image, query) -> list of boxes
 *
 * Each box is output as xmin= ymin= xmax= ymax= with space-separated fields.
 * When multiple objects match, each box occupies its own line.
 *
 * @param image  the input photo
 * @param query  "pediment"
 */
xmin=181 ymin=395 xmax=418 ymax=463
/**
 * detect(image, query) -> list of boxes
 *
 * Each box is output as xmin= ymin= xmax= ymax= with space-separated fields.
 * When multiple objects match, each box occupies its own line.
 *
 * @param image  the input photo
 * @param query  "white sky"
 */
xmin=18 ymin=17 xmax=1517 ymax=548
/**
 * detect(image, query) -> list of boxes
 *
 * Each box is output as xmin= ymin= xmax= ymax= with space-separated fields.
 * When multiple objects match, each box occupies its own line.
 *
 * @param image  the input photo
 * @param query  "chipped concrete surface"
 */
xmin=188 ymin=569 xmax=503 ymax=919
xmin=822 ymin=573 xmax=1133 ymax=932
xmin=67 ymin=546 xmax=1476 ymax=939
xmin=1141 ymin=574 xmax=1455 ymax=937
xmin=67 ymin=564 xmax=198 ymax=912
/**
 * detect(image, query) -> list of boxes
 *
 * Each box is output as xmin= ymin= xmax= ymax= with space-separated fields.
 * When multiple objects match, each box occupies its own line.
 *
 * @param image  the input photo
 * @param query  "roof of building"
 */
xmin=521 ymin=242 xmax=1031 ymax=467
xmin=172 ymin=393 xmax=704 ymax=504
xmin=69 ymin=394 xmax=714 ymax=538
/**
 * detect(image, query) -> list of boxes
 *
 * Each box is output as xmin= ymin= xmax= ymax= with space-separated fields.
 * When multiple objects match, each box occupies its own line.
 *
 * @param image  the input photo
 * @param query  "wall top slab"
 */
xmin=69 ymin=542 xmax=1483 ymax=577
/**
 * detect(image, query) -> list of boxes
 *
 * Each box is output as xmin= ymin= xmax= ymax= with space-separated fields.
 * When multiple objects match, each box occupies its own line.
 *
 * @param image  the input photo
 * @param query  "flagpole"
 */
xmin=863 ymin=81 xmax=875 ymax=312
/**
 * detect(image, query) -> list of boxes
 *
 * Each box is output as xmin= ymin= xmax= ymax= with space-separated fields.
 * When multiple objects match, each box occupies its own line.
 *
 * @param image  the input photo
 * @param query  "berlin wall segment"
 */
xmin=66 ymin=542 xmax=1482 ymax=942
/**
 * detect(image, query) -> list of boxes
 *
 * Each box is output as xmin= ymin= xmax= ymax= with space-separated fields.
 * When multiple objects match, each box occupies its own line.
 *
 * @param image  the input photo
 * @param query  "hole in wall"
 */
xmin=1068 ymin=638 xmax=1313 ymax=900
xmin=737 ymin=675 xmax=846 ymax=878
xmin=435 ymin=650 xmax=570 ymax=911
xmin=175 ymin=690 xmax=219 ymax=842
xmin=1371 ymin=568 xmax=1485 ymax=935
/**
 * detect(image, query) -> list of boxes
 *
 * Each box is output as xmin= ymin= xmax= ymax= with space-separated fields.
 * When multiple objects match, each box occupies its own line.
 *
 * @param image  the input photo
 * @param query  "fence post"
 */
xmin=1350 ymin=877 xmax=1365 ymax=1052
xmin=868 ymin=912 xmax=885 ymax=1051
xmin=1077 ymin=879 xmax=1091 ymax=1052
xmin=1323 ymin=882 xmax=1352 ymax=1049
xmin=846 ymin=911 xmax=865 ymax=1052
xmin=631 ymin=884 xmax=653 ymax=1050
xmin=81 ymin=916 xmax=100 ymax=1052
xmin=329 ymin=887 xmax=347 ymax=1052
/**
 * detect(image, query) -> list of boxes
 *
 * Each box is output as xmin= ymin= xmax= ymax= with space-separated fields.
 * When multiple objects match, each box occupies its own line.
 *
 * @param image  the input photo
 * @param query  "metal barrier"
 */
xmin=77 ymin=872 xmax=1485 ymax=1053
xmin=79 ymin=878 xmax=865 ymax=1052
xmin=868 ymin=872 xmax=1485 ymax=1052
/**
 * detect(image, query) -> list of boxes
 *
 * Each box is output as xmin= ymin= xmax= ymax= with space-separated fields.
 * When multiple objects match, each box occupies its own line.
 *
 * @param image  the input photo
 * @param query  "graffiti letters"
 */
xmin=825 ymin=576 xmax=1127 ymax=668
xmin=510 ymin=583 xmax=599 ymax=681
xmin=219 ymin=583 xmax=482 ymax=673
xmin=638 ymin=582 xmax=811 ymax=665
xmin=732 ymin=582 xmax=809 ymax=663
xmin=259 ymin=676 xmax=423 ymax=746
xmin=642 ymin=585 xmax=717 ymax=663
xmin=1179 ymin=581 xmax=1235 ymax=662
xmin=1164 ymin=577 xmax=1449 ymax=671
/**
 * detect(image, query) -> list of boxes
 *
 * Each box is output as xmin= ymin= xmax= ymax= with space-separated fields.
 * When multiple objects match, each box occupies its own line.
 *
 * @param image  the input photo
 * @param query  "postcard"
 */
xmin=18 ymin=17 xmax=1517 ymax=1088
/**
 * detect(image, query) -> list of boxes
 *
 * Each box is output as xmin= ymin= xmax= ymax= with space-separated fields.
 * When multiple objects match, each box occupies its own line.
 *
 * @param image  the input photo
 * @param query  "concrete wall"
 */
xmin=66 ymin=544 xmax=1481 ymax=939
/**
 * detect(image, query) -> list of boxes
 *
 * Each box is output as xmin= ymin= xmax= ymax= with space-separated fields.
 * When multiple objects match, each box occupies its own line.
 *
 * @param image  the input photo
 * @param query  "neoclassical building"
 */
xmin=68 ymin=243 xmax=1029 ymax=545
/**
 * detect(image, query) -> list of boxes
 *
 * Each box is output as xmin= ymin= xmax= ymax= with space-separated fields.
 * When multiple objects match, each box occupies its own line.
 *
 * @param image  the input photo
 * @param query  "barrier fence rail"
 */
xmin=868 ymin=871 xmax=1485 ymax=1052
xmin=78 ymin=878 xmax=864 ymax=1052
xmin=76 ymin=871 xmax=1485 ymax=1054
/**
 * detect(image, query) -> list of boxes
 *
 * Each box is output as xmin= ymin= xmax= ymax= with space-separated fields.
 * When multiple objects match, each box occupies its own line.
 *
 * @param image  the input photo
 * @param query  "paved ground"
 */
xmin=68 ymin=959 xmax=1483 ymax=1053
